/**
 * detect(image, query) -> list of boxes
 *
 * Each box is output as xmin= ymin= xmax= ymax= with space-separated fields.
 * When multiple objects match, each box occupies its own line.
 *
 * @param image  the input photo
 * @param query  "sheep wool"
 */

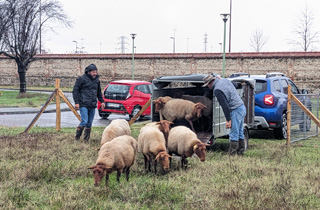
xmin=89 ymin=135 xmax=137 ymax=187
xmin=138 ymin=125 xmax=171 ymax=173
xmin=100 ymin=119 xmax=131 ymax=146
xmin=167 ymin=126 xmax=208 ymax=169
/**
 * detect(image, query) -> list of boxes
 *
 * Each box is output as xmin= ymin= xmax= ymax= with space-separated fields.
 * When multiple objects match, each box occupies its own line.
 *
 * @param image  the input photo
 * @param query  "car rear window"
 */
xmin=104 ymin=84 xmax=130 ymax=100
xmin=255 ymin=80 xmax=267 ymax=94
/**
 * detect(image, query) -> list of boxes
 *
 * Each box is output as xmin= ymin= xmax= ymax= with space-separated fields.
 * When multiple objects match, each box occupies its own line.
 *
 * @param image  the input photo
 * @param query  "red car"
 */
xmin=97 ymin=80 xmax=152 ymax=120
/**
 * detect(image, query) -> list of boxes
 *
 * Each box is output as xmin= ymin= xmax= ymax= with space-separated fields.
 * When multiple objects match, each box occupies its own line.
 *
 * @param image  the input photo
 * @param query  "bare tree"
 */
xmin=0 ymin=0 xmax=71 ymax=93
xmin=289 ymin=4 xmax=319 ymax=51
xmin=0 ymin=0 xmax=16 ymax=51
xmin=250 ymin=28 xmax=268 ymax=52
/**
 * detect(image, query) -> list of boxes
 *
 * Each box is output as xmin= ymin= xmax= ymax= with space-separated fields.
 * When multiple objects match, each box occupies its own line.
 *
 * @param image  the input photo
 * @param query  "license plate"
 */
xmin=107 ymin=103 xmax=120 ymax=108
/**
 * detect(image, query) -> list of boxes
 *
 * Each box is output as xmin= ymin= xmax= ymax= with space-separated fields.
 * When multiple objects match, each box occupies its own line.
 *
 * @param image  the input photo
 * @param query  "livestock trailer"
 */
xmin=151 ymin=73 xmax=255 ymax=149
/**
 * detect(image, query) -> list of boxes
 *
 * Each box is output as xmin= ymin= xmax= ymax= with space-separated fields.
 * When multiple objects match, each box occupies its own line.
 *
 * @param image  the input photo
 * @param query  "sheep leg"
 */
xmin=116 ymin=170 xmax=121 ymax=182
xmin=105 ymin=174 xmax=109 ymax=187
xmin=181 ymin=157 xmax=184 ymax=169
xmin=143 ymin=154 xmax=148 ymax=171
xmin=126 ymin=167 xmax=130 ymax=181
xmin=184 ymin=159 xmax=188 ymax=170
xmin=154 ymin=159 xmax=158 ymax=174
xmin=186 ymin=119 xmax=196 ymax=132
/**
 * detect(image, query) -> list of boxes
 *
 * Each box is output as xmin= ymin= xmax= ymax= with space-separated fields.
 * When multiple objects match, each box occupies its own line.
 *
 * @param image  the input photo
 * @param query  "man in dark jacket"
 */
xmin=72 ymin=64 xmax=105 ymax=142
xmin=202 ymin=74 xmax=246 ymax=155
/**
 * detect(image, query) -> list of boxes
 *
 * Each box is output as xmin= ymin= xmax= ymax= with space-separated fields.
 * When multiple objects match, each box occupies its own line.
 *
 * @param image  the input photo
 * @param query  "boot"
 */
xmin=84 ymin=128 xmax=91 ymax=142
xmin=237 ymin=139 xmax=245 ymax=155
xmin=229 ymin=140 xmax=238 ymax=156
xmin=75 ymin=126 xmax=84 ymax=140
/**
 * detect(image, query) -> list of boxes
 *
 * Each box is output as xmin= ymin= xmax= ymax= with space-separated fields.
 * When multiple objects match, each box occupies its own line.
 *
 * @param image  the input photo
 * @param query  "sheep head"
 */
xmin=156 ymin=120 xmax=173 ymax=134
xmin=155 ymin=151 xmax=172 ymax=172
xmin=88 ymin=164 xmax=109 ymax=187
xmin=193 ymin=142 xmax=210 ymax=162
xmin=154 ymin=96 xmax=173 ymax=113
xmin=194 ymin=102 xmax=207 ymax=118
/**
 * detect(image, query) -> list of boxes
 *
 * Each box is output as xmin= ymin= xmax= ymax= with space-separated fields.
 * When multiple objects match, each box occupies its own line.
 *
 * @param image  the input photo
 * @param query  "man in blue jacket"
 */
xmin=202 ymin=74 xmax=246 ymax=155
xmin=72 ymin=64 xmax=105 ymax=142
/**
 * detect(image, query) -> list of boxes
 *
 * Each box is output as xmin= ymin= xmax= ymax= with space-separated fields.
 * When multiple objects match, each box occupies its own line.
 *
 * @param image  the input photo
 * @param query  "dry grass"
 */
xmin=1 ymin=125 xmax=320 ymax=209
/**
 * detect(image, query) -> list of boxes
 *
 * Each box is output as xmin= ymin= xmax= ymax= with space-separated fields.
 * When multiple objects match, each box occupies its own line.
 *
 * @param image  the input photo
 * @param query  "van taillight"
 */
xmin=264 ymin=94 xmax=274 ymax=105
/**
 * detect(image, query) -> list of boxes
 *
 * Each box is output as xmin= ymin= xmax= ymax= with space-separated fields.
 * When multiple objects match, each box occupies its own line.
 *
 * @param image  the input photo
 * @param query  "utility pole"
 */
xmin=203 ymin=33 xmax=208 ymax=53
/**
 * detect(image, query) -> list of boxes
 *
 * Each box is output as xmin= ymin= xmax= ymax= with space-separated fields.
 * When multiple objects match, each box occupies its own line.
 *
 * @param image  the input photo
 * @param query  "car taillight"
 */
xmin=264 ymin=94 xmax=274 ymax=105
xmin=126 ymin=92 xmax=132 ymax=99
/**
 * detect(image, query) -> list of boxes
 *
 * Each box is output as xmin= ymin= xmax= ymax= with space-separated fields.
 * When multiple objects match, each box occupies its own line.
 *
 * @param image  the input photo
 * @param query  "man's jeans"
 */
xmin=229 ymin=104 xmax=246 ymax=141
xmin=79 ymin=107 xmax=95 ymax=128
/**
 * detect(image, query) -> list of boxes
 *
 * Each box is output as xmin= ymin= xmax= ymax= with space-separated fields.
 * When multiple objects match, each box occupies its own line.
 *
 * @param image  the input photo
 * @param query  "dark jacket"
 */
xmin=72 ymin=73 xmax=104 ymax=108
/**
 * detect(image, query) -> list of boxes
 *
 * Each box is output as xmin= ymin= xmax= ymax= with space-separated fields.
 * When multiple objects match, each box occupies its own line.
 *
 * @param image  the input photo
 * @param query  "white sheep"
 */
xmin=88 ymin=135 xmax=137 ymax=187
xmin=167 ymin=126 xmax=209 ymax=169
xmin=100 ymin=119 xmax=131 ymax=147
xmin=138 ymin=125 xmax=171 ymax=173
xmin=160 ymin=98 xmax=207 ymax=132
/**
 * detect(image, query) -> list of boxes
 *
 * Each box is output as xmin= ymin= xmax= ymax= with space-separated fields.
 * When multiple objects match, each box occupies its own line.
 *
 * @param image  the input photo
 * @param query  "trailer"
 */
xmin=151 ymin=73 xmax=255 ymax=150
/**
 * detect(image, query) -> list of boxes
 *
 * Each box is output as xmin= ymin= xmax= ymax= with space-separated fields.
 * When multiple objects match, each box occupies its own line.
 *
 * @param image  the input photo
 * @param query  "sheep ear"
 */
xmin=155 ymin=153 xmax=161 ymax=160
xmin=193 ymin=145 xmax=198 ymax=150
xmin=155 ymin=122 xmax=160 ymax=125
xmin=88 ymin=166 xmax=95 ymax=169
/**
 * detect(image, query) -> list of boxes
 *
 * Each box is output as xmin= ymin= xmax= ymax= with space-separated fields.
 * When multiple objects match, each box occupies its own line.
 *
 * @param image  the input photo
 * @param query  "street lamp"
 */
xmin=170 ymin=37 xmax=175 ymax=53
xmin=130 ymin=33 xmax=136 ymax=80
xmin=73 ymin=40 xmax=78 ymax=54
xmin=220 ymin=13 xmax=229 ymax=78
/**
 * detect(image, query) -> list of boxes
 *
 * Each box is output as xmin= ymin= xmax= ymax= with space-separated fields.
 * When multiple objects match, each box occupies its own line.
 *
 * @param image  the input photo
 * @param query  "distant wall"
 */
xmin=0 ymin=52 xmax=320 ymax=92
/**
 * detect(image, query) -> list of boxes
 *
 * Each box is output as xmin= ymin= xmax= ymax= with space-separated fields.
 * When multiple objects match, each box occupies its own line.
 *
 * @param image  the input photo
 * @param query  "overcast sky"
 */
xmin=44 ymin=0 xmax=320 ymax=54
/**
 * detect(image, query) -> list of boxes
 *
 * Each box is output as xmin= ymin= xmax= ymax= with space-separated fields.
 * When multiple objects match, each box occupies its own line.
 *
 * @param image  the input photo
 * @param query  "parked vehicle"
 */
xmin=151 ymin=73 xmax=255 ymax=149
xmin=97 ymin=80 xmax=152 ymax=120
xmin=229 ymin=72 xmax=312 ymax=139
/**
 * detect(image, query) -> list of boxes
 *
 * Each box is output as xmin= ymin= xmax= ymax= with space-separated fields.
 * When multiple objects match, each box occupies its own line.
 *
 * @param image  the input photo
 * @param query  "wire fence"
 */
xmin=289 ymin=93 xmax=320 ymax=143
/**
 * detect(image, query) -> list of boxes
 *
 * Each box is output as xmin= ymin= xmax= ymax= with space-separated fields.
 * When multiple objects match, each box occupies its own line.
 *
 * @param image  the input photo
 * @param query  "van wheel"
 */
xmin=99 ymin=111 xmax=110 ymax=119
xmin=130 ymin=106 xmax=141 ymax=121
xmin=274 ymin=113 xmax=287 ymax=139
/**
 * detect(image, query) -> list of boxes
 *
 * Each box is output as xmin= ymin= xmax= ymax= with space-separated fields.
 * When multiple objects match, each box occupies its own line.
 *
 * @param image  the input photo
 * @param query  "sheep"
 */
xmin=167 ymin=126 xmax=209 ymax=169
xmin=153 ymin=96 xmax=172 ymax=121
xmin=153 ymin=96 xmax=172 ymax=113
xmin=173 ymin=90 xmax=213 ymax=132
xmin=88 ymin=135 xmax=137 ymax=187
xmin=138 ymin=125 xmax=172 ymax=173
xmin=145 ymin=120 xmax=173 ymax=147
xmin=160 ymin=98 xmax=207 ymax=132
xmin=100 ymin=119 xmax=131 ymax=147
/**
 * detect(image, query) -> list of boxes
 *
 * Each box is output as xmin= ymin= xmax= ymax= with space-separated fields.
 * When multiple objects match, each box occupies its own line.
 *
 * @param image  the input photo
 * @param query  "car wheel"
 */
xmin=274 ymin=113 xmax=287 ymax=139
xmin=98 ymin=111 xmax=110 ymax=119
xmin=299 ymin=116 xmax=311 ymax=132
xmin=243 ymin=127 xmax=249 ymax=151
xmin=130 ymin=106 xmax=141 ymax=121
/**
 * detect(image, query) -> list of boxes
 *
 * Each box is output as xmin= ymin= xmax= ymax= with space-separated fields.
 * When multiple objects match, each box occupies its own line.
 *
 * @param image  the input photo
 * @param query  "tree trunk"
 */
xmin=18 ymin=66 xmax=26 ymax=93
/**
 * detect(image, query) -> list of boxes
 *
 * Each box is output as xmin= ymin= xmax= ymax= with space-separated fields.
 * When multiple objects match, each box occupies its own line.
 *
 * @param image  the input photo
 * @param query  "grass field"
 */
xmin=0 ymin=90 xmax=53 ymax=108
xmin=1 ymin=123 xmax=320 ymax=209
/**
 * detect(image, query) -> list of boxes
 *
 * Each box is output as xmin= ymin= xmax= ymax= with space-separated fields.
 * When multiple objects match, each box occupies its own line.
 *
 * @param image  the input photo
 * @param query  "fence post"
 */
xmin=55 ymin=79 xmax=61 ymax=131
xmin=286 ymin=85 xmax=291 ymax=146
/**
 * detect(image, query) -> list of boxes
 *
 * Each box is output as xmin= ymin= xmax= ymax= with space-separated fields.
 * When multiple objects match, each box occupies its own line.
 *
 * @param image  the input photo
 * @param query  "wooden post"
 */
xmin=128 ymin=99 xmax=151 ymax=126
xmin=287 ymin=85 xmax=291 ymax=146
xmin=58 ymin=89 xmax=81 ymax=121
xmin=24 ymin=90 xmax=57 ymax=133
xmin=55 ymin=79 xmax=61 ymax=131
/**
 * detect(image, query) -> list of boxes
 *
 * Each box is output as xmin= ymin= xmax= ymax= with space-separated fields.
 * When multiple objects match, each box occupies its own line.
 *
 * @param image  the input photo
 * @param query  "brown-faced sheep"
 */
xmin=167 ymin=126 xmax=209 ymax=169
xmin=88 ymin=135 xmax=137 ymax=187
xmin=160 ymin=98 xmax=207 ymax=132
xmin=138 ymin=125 xmax=171 ymax=173
xmin=100 ymin=119 xmax=131 ymax=147
xmin=153 ymin=96 xmax=173 ymax=121
xmin=145 ymin=120 xmax=173 ymax=147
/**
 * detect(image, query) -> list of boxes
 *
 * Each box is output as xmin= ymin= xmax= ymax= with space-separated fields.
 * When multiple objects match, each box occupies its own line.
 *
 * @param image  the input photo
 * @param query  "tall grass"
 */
xmin=1 ymin=124 xmax=320 ymax=209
